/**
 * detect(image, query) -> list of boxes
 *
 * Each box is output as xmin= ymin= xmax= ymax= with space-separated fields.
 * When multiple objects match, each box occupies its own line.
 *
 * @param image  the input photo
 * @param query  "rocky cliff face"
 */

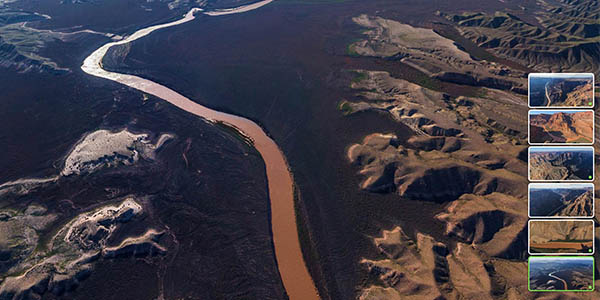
xmin=563 ymin=81 xmax=594 ymax=107
xmin=560 ymin=190 xmax=594 ymax=217
xmin=560 ymin=191 xmax=594 ymax=216
xmin=529 ymin=124 xmax=554 ymax=143
xmin=546 ymin=79 xmax=594 ymax=107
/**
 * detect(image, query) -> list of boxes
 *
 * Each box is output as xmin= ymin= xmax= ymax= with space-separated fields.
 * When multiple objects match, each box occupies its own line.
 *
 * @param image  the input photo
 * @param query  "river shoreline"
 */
xmin=81 ymin=2 xmax=319 ymax=299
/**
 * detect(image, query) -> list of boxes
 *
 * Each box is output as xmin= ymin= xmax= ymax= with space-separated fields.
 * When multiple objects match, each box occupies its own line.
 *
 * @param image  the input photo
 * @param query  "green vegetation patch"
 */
xmin=338 ymin=101 xmax=354 ymax=115
xmin=350 ymin=70 xmax=367 ymax=83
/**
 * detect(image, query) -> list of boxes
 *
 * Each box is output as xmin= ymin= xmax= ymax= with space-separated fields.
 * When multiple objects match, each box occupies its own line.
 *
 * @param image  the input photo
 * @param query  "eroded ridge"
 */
xmin=0 ymin=198 xmax=165 ymax=299
xmin=359 ymin=226 xmax=494 ymax=299
xmin=349 ymin=15 xmax=527 ymax=93
xmin=0 ymin=129 xmax=172 ymax=197
xmin=62 ymin=129 xmax=173 ymax=176
xmin=439 ymin=0 xmax=600 ymax=73
xmin=339 ymin=26 xmax=576 ymax=296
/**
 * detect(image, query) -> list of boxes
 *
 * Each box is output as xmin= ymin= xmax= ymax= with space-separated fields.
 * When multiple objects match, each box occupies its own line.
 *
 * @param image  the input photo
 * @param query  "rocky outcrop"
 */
xmin=61 ymin=198 xmax=143 ymax=250
xmin=0 ymin=129 xmax=173 ymax=198
xmin=406 ymin=136 xmax=462 ymax=153
xmin=103 ymin=230 xmax=166 ymax=258
xmin=359 ymin=227 xmax=448 ymax=299
xmin=446 ymin=243 xmax=492 ymax=298
xmin=546 ymin=79 xmax=594 ymax=107
xmin=563 ymin=81 xmax=594 ymax=107
xmin=359 ymin=226 xmax=495 ymax=299
xmin=61 ymin=129 xmax=173 ymax=176
xmin=0 ymin=198 xmax=166 ymax=299
xmin=436 ymin=193 xmax=528 ymax=259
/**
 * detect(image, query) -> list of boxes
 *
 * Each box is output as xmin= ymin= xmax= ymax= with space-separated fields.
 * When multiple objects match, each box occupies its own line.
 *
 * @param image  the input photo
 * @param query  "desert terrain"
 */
xmin=342 ymin=0 xmax=600 ymax=298
xmin=1 ymin=0 xmax=598 ymax=299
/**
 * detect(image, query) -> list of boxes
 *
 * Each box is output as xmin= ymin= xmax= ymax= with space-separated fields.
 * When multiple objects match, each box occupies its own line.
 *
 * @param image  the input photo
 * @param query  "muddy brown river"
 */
xmin=82 ymin=2 xmax=319 ymax=299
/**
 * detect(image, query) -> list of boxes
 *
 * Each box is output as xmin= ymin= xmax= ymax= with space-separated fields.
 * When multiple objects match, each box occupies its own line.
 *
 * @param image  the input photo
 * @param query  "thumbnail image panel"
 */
xmin=529 ymin=110 xmax=594 ymax=145
xmin=528 ymin=220 xmax=594 ymax=255
xmin=528 ymin=183 xmax=594 ymax=218
xmin=528 ymin=147 xmax=594 ymax=181
xmin=529 ymin=73 xmax=594 ymax=108
xmin=529 ymin=256 xmax=594 ymax=292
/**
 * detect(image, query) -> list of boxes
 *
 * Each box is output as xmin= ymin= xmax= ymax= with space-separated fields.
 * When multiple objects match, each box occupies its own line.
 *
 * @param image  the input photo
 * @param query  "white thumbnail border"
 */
xmin=528 ymin=73 xmax=595 ymax=109
xmin=528 ymin=183 xmax=595 ymax=218
xmin=528 ymin=219 xmax=595 ymax=256
xmin=528 ymin=146 xmax=595 ymax=182
xmin=528 ymin=110 xmax=595 ymax=145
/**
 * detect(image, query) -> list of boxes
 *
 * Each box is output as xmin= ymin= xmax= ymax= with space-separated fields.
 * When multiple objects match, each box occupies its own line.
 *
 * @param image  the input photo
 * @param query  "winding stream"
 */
xmin=81 ymin=1 xmax=319 ymax=299
xmin=548 ymin=271 xmax=568 ymax=290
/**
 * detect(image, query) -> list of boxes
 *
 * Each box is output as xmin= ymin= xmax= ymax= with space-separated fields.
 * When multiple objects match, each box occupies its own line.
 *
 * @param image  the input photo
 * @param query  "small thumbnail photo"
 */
xmin=529 ymin=220 xmax=594 ymax=255
xmin=529 ymin=110 xmax=594 ymax=145
xmin=529 ymin=147 xmax=594 ymax=181
xmin=529 ymin=73 xmax=594 ymax=108
xmin=529 ymin=256 xmax=594 ymax=292
xmin=529 ymin=183 xmax=594 ymax=218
